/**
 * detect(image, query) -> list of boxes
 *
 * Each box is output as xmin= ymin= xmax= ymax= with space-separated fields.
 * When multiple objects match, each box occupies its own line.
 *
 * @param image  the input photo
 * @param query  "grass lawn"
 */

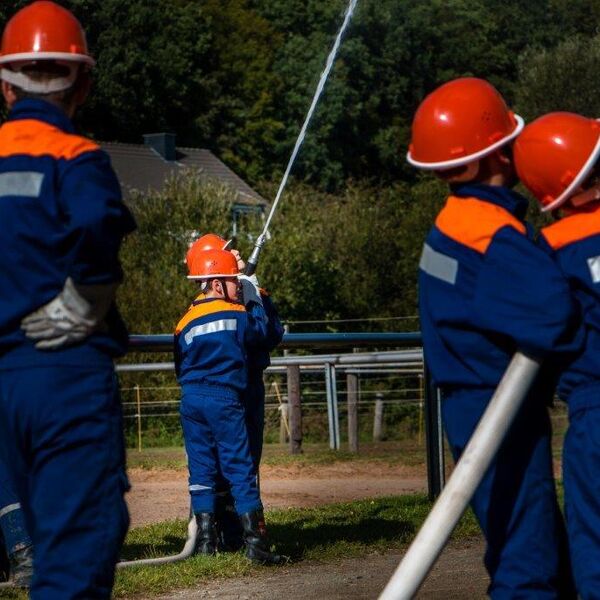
xmin=126 ymin=439 xmax=437 ymax=471
xmin=0 ymin=494 xmax=480 ymax=599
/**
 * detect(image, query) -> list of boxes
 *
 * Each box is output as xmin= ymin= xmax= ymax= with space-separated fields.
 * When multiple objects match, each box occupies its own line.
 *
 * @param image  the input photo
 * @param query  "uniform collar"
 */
xmin=7 ymin=98 xmax=76 ymax=134
xmin=451 ymin=183 xmax=529 ymax=221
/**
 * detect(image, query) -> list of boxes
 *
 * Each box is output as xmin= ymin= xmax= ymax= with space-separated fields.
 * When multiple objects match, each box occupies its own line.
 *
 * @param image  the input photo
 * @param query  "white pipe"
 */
xmin=117 ymin=514 xmax=197 ymax=569
xmin=378 ymin=352 xmax=541 ymax=600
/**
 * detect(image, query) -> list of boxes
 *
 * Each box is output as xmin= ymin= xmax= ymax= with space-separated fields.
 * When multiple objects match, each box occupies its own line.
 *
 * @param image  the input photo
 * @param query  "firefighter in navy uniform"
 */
xmin=408 ymin=78 xmax=581 ymax=598
xmin=514 ymin=113 xmax=600 ymax=599
xmin=0 ymin=2 xmax=136 ymax=598
xmin=184 ymin=236 xmax=284 ymax=552
xmin=175 ymin=248 xmax=284 ymax=564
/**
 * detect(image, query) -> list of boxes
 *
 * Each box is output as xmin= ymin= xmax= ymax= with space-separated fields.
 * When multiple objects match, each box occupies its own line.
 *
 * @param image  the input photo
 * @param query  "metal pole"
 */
xmin=424 ymin=364 xmax=444 ymax=500
xmin=135 ymin=384 xmax=142 ymax=453
xmin=378 ymin=352 xmax=541 ymax=600
xmin=347 ymin=372 xmax=359 ymax=453
xmin=325 ymin=363 xmax=340 ymax=450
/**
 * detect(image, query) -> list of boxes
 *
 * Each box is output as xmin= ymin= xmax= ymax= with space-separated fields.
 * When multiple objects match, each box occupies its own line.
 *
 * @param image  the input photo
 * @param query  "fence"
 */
xmin=118 ymin=332 xmax=446 ymax=499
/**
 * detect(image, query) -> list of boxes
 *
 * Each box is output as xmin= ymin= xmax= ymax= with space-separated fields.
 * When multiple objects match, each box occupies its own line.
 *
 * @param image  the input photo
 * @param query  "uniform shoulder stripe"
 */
xmin=175 ymin=299 xmax=245 ymax=333
xmin=0 ymin=119 xmax=99 ymax=160
xmin=435 ymin=196 xmax=526 ymax=254
xmin=542 ymin=209 xmax=600 ymax=250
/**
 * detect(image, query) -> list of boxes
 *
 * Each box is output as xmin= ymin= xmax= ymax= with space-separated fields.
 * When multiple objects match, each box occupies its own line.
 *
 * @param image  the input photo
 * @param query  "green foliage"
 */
xmin=516 ymin=34 xmax=600 ymax=120
xmin=118 ymin=173 xmax=232 ymax=334
xmin=2 ymin=0 xmax=600 ymax=189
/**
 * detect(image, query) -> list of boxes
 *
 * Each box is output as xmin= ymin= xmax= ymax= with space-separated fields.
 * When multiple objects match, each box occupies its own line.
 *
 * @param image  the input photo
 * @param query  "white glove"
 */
xmin=21 ymin=277 xmax=117 ymax=350
xmin=238 ymin=274 xmax=263 ymax=307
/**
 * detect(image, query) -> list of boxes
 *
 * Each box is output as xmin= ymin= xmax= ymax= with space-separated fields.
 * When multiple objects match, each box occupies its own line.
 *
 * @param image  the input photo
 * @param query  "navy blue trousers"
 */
xmin=0 ymin=359 xmax=129 ymax=600
xmin=563 ymin=385 xmax=600 ymax=599
xmin=181 ymin=385 xmax=262 ymax=516
xmin=0 ymin=458 xmax=31 ymax=556
xmin=442 ymin=388 xmax=574 ymax=599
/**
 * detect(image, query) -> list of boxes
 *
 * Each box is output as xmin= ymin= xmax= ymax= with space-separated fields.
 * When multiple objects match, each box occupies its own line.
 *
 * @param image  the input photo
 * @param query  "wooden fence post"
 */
xmin=347 ymin=372 xmax=359 ymax=453
xmin=373 ymin=391 xmax=384 ymax=442
xmin=287 ymin=364 xmax=302 ymax=454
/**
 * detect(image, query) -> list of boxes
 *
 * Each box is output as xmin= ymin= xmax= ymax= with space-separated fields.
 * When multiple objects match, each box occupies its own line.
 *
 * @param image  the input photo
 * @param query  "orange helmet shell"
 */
xmin=0 ymin=1 xmax=94 ymax=67
xmin=185 ymin=234 xmax=231 ymax=273
xmin=407 ymin=77 xmax=523 ymax=170
xmin=514 ymin=112 xmax=600 ymax=212
xmin=187 ymin=249 xmax=240 ymax=280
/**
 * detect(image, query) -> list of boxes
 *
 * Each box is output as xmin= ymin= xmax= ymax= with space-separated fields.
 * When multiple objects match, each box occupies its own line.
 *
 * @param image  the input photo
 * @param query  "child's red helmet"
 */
xmin=187 ymin=249 xmax=240 ymax=281
xmin=407 ymin=77 xmax=523 ymax=170
xmin=514 ymin=112 xmax=600 ymax=212
xmin=185 ymin=234 xmax=231 ymax=273
xmin=0 ymin=1 xmax=94 ymax=66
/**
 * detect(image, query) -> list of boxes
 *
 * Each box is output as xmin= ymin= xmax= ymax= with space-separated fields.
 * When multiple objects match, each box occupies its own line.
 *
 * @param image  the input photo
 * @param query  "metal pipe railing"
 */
xmin=127 ymin=332 xmax=422 ymax=352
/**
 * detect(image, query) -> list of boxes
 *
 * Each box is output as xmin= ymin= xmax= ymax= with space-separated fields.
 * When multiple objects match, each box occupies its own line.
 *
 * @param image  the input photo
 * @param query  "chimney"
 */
xmin=143 ymin=133 xmax=176 ymax=161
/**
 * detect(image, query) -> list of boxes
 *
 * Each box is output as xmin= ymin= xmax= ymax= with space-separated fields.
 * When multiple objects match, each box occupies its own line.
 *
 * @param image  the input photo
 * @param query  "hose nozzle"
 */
xmin=244 ymin=233 xmax=267 ymax=276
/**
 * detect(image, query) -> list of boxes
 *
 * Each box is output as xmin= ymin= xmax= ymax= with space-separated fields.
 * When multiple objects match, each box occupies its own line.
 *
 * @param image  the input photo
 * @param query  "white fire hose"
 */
xmin=379 ymin=352 xmax=541 ymax=599
xmin=117 ymin=513 xmax=197 ymax=569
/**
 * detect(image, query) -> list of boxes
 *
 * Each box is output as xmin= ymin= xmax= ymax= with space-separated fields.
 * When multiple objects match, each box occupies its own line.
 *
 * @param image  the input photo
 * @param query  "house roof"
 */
xmin=100 ymin=140 xmax=268 ymax=207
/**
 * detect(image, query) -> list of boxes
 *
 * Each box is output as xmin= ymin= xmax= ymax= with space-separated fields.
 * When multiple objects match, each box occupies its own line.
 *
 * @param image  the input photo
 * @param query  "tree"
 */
xmin=516 ymin=34 xmax=600 ymax=120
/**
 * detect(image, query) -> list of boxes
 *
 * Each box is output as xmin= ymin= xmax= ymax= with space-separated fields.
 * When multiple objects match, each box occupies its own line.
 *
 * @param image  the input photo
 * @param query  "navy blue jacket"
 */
xmin=419 ymin=184 xmax=582 ymax=390
xmin=0 ymin=99 xmax=136 ymax=365
xmin=540 ymin=204 xmax=600 ymax=410
xmin=174 ymin=296 xmax=270 ymax=394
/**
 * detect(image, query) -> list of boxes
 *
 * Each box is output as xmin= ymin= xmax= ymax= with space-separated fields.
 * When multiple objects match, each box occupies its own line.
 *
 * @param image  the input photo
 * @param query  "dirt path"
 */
xmin=127 ymin=463 xmax=427 ymax=528
xmin=153 ymin=540 xmax=488 ymax=599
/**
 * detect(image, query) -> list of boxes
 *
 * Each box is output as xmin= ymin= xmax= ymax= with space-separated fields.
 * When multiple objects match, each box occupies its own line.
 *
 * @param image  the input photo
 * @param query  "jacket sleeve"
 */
xmin=263 ymin=294 xmax=284 ymax=352
xmin=58 ymin=149 xmax=137 ymax=285
xmin=472 ymin=226 xmax=584 ymax=357
xmin=243 ymin=301 xmax=270 ymax=348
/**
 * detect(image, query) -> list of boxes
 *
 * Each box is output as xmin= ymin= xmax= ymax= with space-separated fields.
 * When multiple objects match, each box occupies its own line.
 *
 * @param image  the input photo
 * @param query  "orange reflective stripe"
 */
xmin=175 ymin=299 xmax=245 ymax=334
xmin=0 ymin=119 xmax=98 ymax=159
xmin=435 ymin=196 xmax=526 ymax=253
xmin=542 ymin=207 xmax=600 ymax=250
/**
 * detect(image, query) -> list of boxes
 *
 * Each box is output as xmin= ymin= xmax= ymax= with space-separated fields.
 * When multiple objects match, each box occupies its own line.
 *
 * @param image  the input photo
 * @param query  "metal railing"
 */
xmin=120 ymin=332 xmax=445 ymax=500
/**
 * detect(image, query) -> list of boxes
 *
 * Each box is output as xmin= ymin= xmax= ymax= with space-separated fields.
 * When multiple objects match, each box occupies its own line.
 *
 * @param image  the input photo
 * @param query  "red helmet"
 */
xmin=185 ymin=234 xmax=231 ymax=273
xmin=187 ymin=249 xmax=240 ymax=281
xmin=514 ymin=112 xmax=600 ymax=212
xmin=407 ymin=77 xmax=524 ymax=170
xmin=0 ymin=1 xmax=94 ymax=93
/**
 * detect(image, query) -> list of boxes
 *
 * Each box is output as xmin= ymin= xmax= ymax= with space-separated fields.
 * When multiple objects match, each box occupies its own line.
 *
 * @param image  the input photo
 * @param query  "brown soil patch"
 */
xmin=152 ymin=540 xmax=488 ymax=599
xmin=126 ymin=462 xmax=427 ymax=528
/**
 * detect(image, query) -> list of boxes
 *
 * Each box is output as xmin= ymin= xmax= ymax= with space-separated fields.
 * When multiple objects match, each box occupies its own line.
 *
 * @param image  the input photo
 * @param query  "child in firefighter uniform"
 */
xmin=408 ymin=78 xmax=582 ymax=598
xmin=0 ymin=3 xmax=136 ymax=598
xmin=184 ymin=235 xmax=284 ymax=551
xmin=175 ymin=247 xmax=283 ymax=564
xmin=514 ymin=113 xmax=600 ymax=599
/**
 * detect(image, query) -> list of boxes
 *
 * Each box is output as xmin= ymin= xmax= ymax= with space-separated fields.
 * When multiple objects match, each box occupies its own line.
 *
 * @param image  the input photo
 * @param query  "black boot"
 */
xmin=240 ymin=510 xmax=285 ymax=565
xmin=9 ymin=544 xmax=33 ymax=587
xmin=215 ymin=493 xmax=244 ymax=552
xmin=194 ymin=513 xmax=217 ymax=556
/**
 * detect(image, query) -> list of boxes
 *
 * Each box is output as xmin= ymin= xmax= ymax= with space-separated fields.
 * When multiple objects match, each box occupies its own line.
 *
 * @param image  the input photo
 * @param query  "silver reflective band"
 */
xmin=184 ymin=319 xmax=237 ymax=345
xmin=0 ymin=502 xmax=21 ymax=518
xmin=0 ymin=171 xmax=44 ymax=197
xmin=588 ymin=256 xmax=600 ymax=283
xmin=419 ymin=243 xmax=458 ymax=285
xmin=189 ymin=484 xmax=212 ymax=492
